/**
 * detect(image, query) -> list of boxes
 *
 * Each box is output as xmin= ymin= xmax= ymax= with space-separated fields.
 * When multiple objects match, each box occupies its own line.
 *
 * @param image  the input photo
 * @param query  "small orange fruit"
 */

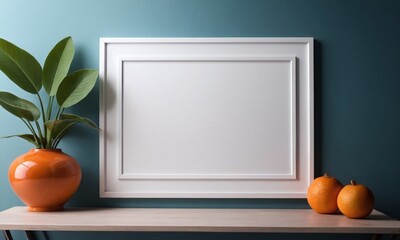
xmin=337 ymin=180 xmax=375 ymax=219
xmin=307 ymin=173 xmax=343 ymax=214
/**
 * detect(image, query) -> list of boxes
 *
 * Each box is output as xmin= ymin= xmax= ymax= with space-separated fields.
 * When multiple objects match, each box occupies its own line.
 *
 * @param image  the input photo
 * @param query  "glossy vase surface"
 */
xmin=8 ymin=149 xmax=82 ymax=212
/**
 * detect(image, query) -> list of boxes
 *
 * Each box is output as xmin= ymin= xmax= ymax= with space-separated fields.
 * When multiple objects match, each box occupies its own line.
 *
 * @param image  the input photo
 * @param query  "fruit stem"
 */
xmin=350 ymin=180 xmax=357 ymax=185
xmin=323 ymin=173 xmax=329 ymax=177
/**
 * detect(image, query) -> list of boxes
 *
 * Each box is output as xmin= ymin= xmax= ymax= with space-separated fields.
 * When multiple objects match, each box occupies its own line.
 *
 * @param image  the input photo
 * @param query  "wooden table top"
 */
xmin=0 ymin=207 xmax=399 ymax=234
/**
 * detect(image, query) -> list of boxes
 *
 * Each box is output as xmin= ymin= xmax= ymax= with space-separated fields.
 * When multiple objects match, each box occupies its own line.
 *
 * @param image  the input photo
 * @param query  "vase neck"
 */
xmin=31 ymin=148 xmax=62 ymax=153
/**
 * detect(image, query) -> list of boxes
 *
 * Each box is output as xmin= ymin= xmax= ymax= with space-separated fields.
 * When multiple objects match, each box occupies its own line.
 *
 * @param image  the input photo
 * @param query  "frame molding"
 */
xmin=100 ymin=38 xmax=314 ymax=198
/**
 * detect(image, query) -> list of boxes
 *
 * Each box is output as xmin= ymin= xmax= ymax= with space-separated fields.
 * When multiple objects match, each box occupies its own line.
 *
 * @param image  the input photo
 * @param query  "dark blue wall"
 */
xmin=1 ymin=0 xmax=399 ymax=239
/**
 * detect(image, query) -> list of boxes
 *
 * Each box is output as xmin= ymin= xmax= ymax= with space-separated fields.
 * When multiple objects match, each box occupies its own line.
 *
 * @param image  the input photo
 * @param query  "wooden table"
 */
xmin=0 ymin=207 xmax=399 ymax=239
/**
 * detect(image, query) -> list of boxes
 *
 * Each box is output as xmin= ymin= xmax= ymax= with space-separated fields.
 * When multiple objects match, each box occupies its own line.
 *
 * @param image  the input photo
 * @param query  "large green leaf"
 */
xmin=45 ymin=119 xmax=77 ymax=146
xmin=0 ymin=38 xmax=42 ymax=94
xmin=61 ymin=113 xmax=99 ymax=129
xmin=1 ymin=134 xmax=39 ymax=148
xmin=0 ymin=91 xmax=40 ymax=121
xmin=45 ymin=114 xmax=98 ymax=147
xmin=43 ymin=36 xmax=75 ymax=96
xmin=56 ymin=69 xmax=98 ymax=108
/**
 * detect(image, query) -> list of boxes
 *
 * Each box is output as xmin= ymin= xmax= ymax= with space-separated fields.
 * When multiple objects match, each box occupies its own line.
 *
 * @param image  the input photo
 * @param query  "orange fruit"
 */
xmin=337 ymin=180 xmax=375 ymax=219
xmin=307 ymin=173 xmax=343 ymax=214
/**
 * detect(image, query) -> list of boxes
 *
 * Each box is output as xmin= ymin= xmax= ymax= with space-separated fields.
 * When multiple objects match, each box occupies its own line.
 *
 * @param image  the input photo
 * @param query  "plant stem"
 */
xmin=46 ymin=96 xmax=54 ymax=121
xmin=34 ymin=120 xmax=46 ymax=148
xmin=37 ymin=93 xmax=47 ymax=143
xmin=21 ymin=119 xmax=41 ymax=148
xmin=45 ymin=96 xmax=55 ymax=149
xmin=55 ymin=107 xmax=65 ymax=120
xmin=53 ymin=136 xmax=63 ymax=149
xmin=52 ymin=121 xmax=76 ymax=148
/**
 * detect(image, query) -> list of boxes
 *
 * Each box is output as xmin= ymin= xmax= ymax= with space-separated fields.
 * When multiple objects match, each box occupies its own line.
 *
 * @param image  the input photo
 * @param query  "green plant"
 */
xmin=0 ymin=36 xmax=98 ymax=149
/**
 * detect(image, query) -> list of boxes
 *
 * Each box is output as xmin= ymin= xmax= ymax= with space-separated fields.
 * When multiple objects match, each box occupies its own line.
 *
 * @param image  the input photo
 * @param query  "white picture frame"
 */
xmin=99 ymin=38 xmax=314 ymax=198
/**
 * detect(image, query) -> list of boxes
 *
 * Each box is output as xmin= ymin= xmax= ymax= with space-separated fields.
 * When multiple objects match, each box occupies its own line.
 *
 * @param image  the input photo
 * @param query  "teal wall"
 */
xmin=1 ymin=0 xmax=400 ymax=239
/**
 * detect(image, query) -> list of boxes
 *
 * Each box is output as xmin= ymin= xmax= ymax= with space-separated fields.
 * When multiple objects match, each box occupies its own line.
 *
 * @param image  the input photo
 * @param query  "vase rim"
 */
xmin=31 ymin=148 xmax=62 ymax=152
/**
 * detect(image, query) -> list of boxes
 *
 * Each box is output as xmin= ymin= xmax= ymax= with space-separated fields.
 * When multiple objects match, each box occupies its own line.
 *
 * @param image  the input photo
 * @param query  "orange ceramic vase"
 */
xmin=8 ymin=149 xmax=81 ymax=212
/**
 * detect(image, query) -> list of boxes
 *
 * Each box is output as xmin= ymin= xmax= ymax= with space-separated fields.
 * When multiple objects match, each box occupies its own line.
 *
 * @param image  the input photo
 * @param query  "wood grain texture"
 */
xmin=0 ymin=207 xmax=399 ymax=234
